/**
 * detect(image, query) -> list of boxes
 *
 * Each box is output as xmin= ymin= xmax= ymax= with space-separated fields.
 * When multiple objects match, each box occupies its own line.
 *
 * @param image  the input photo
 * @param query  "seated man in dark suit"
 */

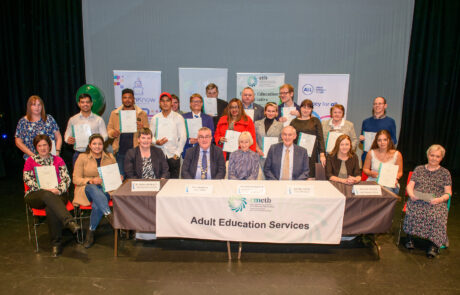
xmin=181 ymin=127 xmax=226 ymax=179
xmin=264 ymin=126 xmax=309 ymax=180
xmin=124 ymin=128 xmax=170 ymax=179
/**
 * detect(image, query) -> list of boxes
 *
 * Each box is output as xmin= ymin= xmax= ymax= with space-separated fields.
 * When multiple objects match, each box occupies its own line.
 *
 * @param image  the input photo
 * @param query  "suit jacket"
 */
xmin=246 ymin=103 xmax=264 ymax=122
xmin=325 ymin=153 xmax=361 ymax=180
xmin=254 ymin=118 xmax=283 ymax=150
xmin=181 ymin=112 xmax=215 ymax=158
xmin=124 ymin=146 xmax=170 ymax=179
xmin=181 ymin=144 xmax=226 ymax=179
xmin=263 ymin=143 xmax=309 ymax=180
xmin=277 ymin=102 xmax=301 ymax=119
xmin=209 ymin=98 xmax=228 ymax=127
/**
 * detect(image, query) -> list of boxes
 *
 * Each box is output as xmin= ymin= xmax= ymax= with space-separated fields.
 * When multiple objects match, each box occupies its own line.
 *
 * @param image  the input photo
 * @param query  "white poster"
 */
xmin=179 ymin=68 xmax=228 ymax=112
xmin=297 ymin=74 xmax=350 ymax=121
xmin=236 ymin=73 xmax=285 ymax=106
xmin=113 ymin=70 xmax=162 ymax=121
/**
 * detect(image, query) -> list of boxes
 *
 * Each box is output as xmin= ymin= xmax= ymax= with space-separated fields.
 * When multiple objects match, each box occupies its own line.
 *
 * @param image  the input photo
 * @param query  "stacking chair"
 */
xmin=74 ymin=200 xmax=113 ymax=243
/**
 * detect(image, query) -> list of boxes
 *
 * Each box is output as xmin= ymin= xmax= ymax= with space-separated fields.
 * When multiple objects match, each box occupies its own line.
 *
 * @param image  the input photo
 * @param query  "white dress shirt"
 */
xmin=64 ymin=112 xmax=108 ymax=152
xmin=150 ymin=111 xmax=187 ymax=158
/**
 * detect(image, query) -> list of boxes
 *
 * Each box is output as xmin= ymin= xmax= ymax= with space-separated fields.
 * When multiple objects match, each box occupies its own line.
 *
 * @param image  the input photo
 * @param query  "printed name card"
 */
xmin=131 ymin=181 xmax=161 ymax=192
xmin=352 ymin=185 xmax=382 ymax=196
xmin=287 ymin=185 xmax=314 ymax=197
xmin=185 ymin=185 xmax=213 ymax=195
xmin=237 ymin=185 xmax=266 ymax=195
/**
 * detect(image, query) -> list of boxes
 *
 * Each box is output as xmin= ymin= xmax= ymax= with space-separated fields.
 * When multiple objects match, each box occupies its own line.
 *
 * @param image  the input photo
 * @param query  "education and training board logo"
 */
xmin=302 ymin=84 xmax=314 ymax=95
xmin=228 ymin=196 xmax=247 ymax=212
xmin=247 ymin=76 xmax=258 ymax=87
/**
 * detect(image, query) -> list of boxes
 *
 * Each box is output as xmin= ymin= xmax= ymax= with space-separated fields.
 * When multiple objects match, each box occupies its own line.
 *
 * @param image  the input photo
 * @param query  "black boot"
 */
xmin=65 ymin=220 xmax=81 ymax=234
xmin=426 ymin=243 xmax=439 ymax=258
xmin=83 ymin=229 xmax=95 ymax=249
xmin=405 ymin=235 xmax=415 ymax=250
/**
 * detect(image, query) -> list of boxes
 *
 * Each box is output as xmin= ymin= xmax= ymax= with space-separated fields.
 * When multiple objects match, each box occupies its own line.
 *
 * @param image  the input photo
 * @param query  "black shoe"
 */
xmin=65 ymin=220 xmax=81 ymax=234
xmin=426 ymin=244 xmax=439 ymax=258
xmin=105 ymin=213 xmax=114 ymax=228
xmin=83 ymin=230 xmax=95 ymax=249
xmin=405 ymin=235 xmax=415 ymax=250
xmin=51 ymin=245 xmax=62 ymax=257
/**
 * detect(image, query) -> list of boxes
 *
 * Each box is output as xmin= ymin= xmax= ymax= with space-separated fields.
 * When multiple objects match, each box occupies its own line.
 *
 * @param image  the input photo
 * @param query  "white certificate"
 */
xmin=282 ymin=107 xmax=297 ymax=127
xmin=237 ymin=185 xmax=265 ymax=195
xmin=203 ymin=97 xmax=218 ymax=116
xmin=298 ymin=132 xmax=316 ymax=157
xmin=352 ymin=185 xmax=382 ymax=196
xmin=223 ymin=130 xmax=241 ymax=153
xmin=185 ymin=118 xmax=202 ymax=138
xmin=131 ymin=181 xmax=161 ymax=192
xmin=98 ymin=163 xmax=122 ymax=192
xmin=262 ymin=137 xmax=278 ymax=158
xmin=245 ymin=109 xmax=254 ymax=121
xmin=414 ymin=190 xmax=435 ymax=202
xmin=287 ymin=185 xmax=314 ymax=197
xmin=119 ymin=110 xmax=137 ymax=133
xmin=326 ymin=132 xmax=344 ymax=153
xmin=185 ymin=184 xmax=213 ymax=195
xmin=364 ymin=131 xmax=377 ymax=152
xmin=72 ymin=124 xmax=92 ymax=149
xmin=51 ymin=140 xmax=57 ymax=156
xmin=155 ymin=117 xmax=173 ymax=141
xmin=34 ymin=166 xmax=58 ymax=189
xmin=377 ymin=163 xmax=399 ymax=188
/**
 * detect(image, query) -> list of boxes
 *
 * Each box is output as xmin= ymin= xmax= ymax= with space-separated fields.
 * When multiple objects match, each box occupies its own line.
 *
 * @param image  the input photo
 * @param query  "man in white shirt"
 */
xmin=64 ymin=93 xmax=108 ymax=166
xmin=150 ymin=92 xmax=187 ymax=178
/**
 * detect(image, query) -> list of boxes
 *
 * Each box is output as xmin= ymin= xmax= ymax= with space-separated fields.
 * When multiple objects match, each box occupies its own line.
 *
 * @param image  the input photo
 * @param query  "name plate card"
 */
xmin=237 ymin=185 xmax=266 ymax=195
xmin=185 ymin=185 xmax=213 ymax=195
xmin=287 ymin=185 xmax=314 ymax=197
xmin=352 ymin=185 xmax=382 ymax=196
xmin=131 ymin=181 xmax=161 ymax=192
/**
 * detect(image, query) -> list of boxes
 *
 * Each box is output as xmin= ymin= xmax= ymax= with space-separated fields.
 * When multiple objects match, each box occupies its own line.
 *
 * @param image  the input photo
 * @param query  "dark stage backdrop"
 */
xmin=399 ymin=0 xmax=460 ymax=175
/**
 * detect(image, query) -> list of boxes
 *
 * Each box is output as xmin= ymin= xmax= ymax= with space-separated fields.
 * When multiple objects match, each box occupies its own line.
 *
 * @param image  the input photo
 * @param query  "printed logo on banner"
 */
xmin=247 ymin=76 xmax=258 ymax=87
xmin=228 ymin=196 xmax=247 ymax=212
xmin=302 ymin=84 xmax=314 ymax=95
xmin=133 ymin=78 xmax=144 ymax=96
xmin=228 ymin=196 xmax=274 ymax=213
xmin=113 ymin=75 xmax=125 ymax=88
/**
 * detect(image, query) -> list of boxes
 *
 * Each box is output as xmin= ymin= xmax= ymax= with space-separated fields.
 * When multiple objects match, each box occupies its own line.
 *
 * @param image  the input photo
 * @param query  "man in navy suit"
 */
xmin=241 ymin=87 xmax=264 ymax=122
xmin=181 ymin=93 xmax=215 ymax=158
xmin=181 ymin=127 xmax=226 ymax=179
xmin=264 ymin=126 xmax=309 ymax=180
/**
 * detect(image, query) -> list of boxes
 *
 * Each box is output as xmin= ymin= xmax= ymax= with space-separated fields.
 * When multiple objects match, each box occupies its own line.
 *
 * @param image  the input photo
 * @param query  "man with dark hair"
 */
xmin=64 ymin=93 xmax=108 ymax=165
xmin=205 ymin=83 xmax=228 ymax=127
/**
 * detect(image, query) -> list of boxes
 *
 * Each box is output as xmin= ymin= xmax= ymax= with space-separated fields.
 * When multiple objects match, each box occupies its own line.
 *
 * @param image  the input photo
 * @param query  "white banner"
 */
xmin=113 ymin=70 xmax=162 ymax=121
xmin=157 ymin=180 xmax=346 ymax=244
xmin=297 ymin=74 xmax=350 ymax=121
xmin=179 ymin=68 xmax=228 ymax=112
xmin=236 ymin=73 xmax=285 ymax=106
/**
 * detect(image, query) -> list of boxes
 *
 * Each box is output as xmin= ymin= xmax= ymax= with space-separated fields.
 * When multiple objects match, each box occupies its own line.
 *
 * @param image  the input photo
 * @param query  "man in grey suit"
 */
xmin=264 ymin=126 xmax=309 ymax=180
xmin=241 ymin=87 xmax=264 ymax=122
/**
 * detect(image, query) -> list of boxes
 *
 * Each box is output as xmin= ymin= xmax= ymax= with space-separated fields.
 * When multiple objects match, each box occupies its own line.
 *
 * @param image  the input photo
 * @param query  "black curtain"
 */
xmin=399 ymin=0 xmax=460 ymax=176
xmin=0 ymin=0 xmax=85 ymax=171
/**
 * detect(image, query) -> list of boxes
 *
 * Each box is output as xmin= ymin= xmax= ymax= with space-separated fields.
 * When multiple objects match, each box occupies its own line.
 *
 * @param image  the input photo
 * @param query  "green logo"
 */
xmin=228 ymin=196 xmax=247 ymax=212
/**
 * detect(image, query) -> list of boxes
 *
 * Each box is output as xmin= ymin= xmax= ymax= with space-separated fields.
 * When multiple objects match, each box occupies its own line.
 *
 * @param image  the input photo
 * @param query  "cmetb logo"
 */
xmin=302 ymin=84 xmax=314 ymax=95
xmin=228 ymin=196 xmax=247 ymax=212
xmin=247 ymin=76 xmax=258 ymax=87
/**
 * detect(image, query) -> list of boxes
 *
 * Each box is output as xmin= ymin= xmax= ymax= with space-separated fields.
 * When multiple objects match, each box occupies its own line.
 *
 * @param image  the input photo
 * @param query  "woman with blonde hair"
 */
xmin=228 ymin=131 xmax=260 ymax=180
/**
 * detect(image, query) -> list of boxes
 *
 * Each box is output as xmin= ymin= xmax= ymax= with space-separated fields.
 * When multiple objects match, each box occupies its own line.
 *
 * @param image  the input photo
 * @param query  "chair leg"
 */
xmin=25 ymin=205 xmax=31 ymax=241
xmin=33 ymin=222 xmax=39 ymax=252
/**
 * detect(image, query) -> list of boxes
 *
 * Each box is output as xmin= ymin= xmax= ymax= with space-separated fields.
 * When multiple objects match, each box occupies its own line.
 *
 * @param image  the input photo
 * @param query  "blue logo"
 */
xmin=247 ymin=76 xmax=258 ymax=87
xmin=302 ymin=84 xmax=314 ymax=95
xmin=228 ymin=196 xmax=247 ymax=212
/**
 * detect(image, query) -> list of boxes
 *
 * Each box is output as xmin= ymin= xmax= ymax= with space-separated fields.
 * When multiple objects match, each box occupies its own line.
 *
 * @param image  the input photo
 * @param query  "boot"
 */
xmin=405 ymin=235 xmax=415 ymax=250
xmin=65 ymin=220 xmax=81 ymax=234
xmin=83 ymin=229 xmax=95 ymax=249
xmin=426 ymin=243 xmax=439 ymax=258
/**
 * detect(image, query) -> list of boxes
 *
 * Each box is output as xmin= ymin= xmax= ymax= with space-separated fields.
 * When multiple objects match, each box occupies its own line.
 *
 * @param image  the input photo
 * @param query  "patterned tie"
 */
xmin=194 ymin=115 xmax=199 ymax=118
xmin=201 ymin=150 xmax=208 ymax=179
xmin=281 ymin=148 xmax=290 ymax=180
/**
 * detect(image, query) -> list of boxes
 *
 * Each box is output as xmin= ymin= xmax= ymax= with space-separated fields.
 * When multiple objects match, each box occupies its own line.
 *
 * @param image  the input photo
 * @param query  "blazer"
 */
xmin=73 ymin=152 xmax=117 ymax=206
xmin=181 ymin=144 xmax=226 ymax=179
xmin=124 ymin=146 xmax=170 ymax=179
xmin=325 ymin=153 xmax=361 ymax=180
xmin=277 ymin=102 xmax=301 ymax=119
xmin=254 ymin=118 xmax=283 ymax=150
xmin=321 ymin=119 xmax=358 ymax=152
xmin=181 ymin=112 xmax=215 ymax=158
xmin=214 ymin=115 xmax=257 ymax=158
xmin=263 ymin=142 xmax=310 ymax=180
xmin=248 ymin=103 xmax=265 ymax=122
xmin=206 ymin=98 xmax=228 ymax=128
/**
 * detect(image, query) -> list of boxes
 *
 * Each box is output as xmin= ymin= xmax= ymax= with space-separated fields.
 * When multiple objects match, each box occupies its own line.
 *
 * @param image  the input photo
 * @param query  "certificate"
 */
xmin=262 ymin=137 xmax=278 ymax=158
xmin=287 ymin=185 xmax=314 ymax=197
xmin=72 ymin=124 xmax=92 ymax=149
xmin=185 ymin=184 xmax=213 ymax=195
xmin=155 ymin=117 xmax=173 ymax=141
xmin=185 ymin=118 xmax=202 ymax=138
xmin=281 ymin=107 xmax=296 ymax=127
xmin=131 ymin=181 xmax=161 ymax=192
xmin=51 ymin=140 xmax=57 ymax=156
xmin=326 ymin=131 xmax=344 ymax=153
xmin=364 ymin=131 xmax=377 ymax=152
xmin=352 ymin=185 xmax=382 ymax=196
xmin=237 ymin=185 xmax=265 ymax=195
xmin=414 ymin=190 xmax=435 ymax=202
xmin=98 ymin=163 xmax=122 ymax=192
xmin=298 ymin=132 xmax=316 ymax=157
xmin=245 ymin=109 xmax=254 ymax=121
xmin=377 ymin=163 xmax=399 ymax=188
xmin=223 ymin=130 xmax=241 ymax=153
xmin=119 ymin=110 xmax=137 ymax=133
xmin=34 ymin=166 xmax=58 ymax=189
xmin=203 ymin=97 xmax=218 ymax=116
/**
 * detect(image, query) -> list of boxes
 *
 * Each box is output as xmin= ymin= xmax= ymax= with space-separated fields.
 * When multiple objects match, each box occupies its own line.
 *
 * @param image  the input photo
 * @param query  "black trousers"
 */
xmin=167 ymin=157 xmax=181 ymax=179
xmin=25 ymin=190 xmax=72 ymax=246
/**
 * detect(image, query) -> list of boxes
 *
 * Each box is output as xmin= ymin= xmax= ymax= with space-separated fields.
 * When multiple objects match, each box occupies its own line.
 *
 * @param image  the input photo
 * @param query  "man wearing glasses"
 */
xmin=277 ymin=83 xmax=301 ymax=123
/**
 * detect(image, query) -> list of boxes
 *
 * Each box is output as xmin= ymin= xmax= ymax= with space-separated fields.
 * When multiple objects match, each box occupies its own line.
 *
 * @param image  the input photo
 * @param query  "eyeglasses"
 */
xmin=198 ymin=135 xmax=212 ymax=139
xmin=279 ymin=91 xmax=290 ymax=95
xmin=229 ymin=106 xmax=239 ymax=110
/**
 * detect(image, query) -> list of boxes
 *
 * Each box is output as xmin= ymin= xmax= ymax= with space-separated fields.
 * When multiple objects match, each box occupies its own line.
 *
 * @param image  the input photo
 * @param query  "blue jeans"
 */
xmin=85 ymin=184 xmax=111 ymax=231
xmin=116 ymin=153 xmax=125 ymax=178
xmin=72 ymin=151 xmax=81 ymax=167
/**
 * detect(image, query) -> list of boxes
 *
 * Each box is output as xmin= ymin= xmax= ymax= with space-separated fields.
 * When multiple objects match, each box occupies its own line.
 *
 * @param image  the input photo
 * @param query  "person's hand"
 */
xmin=430 ymin=197 xmax=444 ymax=205
xmin=320 ymin=154 xmax=326 ymax=167
xmin=156 ymin=138 xmax=168 ymax=146
xmin=67 ymin=137 xmax=76 ymax=144
xmin=359 ymin=135 xmax=365 ymax=141
xmin=120 ymin=175 xmax=124 ymax=182
xmin=279 ymin=117 xmax=287 ymax=123
xmin=409 ymin=194 xmax=418 ymax=201
xmin=256 ymin=147 xmax=264 ymax=157
xmin=46 ymin=188 xmax=60 ymax=195
xmin=291 ymin=110 xmax=300 ymax=117
xmin=90 ymin=177 xmax=103 ymax=185
xmin=189 ymin=138 xmax=198 ymax=145
xmin=112 ymin=130 xmax=121 ymax=138
xmin=219 ymin=137 xmax=227 ymax=144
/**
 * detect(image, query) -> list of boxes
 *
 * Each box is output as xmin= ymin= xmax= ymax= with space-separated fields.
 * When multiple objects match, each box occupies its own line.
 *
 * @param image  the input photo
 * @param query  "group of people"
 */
xmin=16 ymin=83 xmax=452 ymax=259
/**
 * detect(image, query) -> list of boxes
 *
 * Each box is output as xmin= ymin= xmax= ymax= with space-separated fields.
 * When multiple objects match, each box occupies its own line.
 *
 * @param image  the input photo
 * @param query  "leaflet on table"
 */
xmin=131 ymin=181 xmax=161 ymax=192
xmin=223 ymin=130 xmax=241 ymax=152
xmin=298 ymin=132 xmax=316 ymax=157
xmin=262 ymin=137 xmax=278 ymax=158
xmin=185 ymin=118 xmax=202 ymax=138
xmin=237 ymin=184 xmax=265 ymax=195
xmin=203 ymin=97 xmax=218 ymax=116
xmin=34 ymin=166 xmax=58 ymax=189
xmin=326 ymin=131 xmax=344 ymax=153
xmin=287 ymin=184 xmax=314 ymax=196
xmin=72 ymin=124 xmax=92 ymax=149
xmin=377 ymin=163 xmax=399 ymax=188
xmin=185 ymin=184 xmax=213 ymax=194
xmin=413 ymin=190 xmax=435 ymax=202
xmin=352 ymin=185 xmax=382 ymax=196
xmin=51 ymin=140 xmax=57 ymax=156
xmin=281 ymin=107 xmax=296 ymax=127
xmin=155 ymin=117 xmax=173 ymax=141
xmin=363 ymin=131 xmax=377 ymax=152
xmin=245 ymin=109 xmax=254 ymax=121
xmin=119 ymin=110 xmax=137 ymax=133
xmin=98 ymin=163 xmax=122 ymax=192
